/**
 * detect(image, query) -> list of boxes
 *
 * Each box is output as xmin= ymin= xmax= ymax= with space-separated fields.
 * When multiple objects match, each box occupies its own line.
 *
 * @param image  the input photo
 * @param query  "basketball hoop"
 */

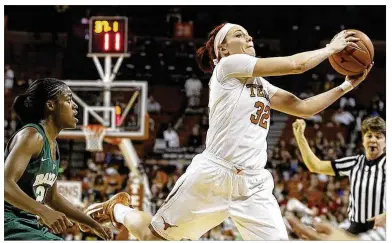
xmin=82 ymin=125 xmax=106 ymax=151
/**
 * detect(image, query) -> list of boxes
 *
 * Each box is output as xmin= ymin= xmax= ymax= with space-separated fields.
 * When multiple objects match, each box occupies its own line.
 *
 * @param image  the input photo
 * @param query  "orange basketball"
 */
xmin=329 ymin=29 xmax=374 ymax=76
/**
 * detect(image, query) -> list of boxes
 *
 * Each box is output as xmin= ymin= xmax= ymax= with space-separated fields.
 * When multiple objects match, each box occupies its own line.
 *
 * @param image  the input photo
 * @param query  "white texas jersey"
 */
xmin=205 ymin=54 xmax=279 ymax=170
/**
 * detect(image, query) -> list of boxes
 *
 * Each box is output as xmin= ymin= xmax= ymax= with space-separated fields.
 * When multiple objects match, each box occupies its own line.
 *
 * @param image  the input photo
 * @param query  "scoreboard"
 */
xmin=89 ymin=16 xmax=128 ymax=54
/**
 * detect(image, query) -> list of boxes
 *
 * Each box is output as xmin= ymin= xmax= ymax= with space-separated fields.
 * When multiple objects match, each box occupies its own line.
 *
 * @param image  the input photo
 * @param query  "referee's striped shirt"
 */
xmin=331 ymin=153 xmax=386 ymax=224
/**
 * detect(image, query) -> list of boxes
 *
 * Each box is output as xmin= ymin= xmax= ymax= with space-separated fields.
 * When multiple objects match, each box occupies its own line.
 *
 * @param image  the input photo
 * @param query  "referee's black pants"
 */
xmin=347 ymin=221 xmax=375 ymax=235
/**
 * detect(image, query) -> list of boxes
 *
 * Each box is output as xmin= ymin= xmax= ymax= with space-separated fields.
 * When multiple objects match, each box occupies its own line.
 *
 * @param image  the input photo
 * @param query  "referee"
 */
xmin=292 ymin=116 xmax=386 ymax=235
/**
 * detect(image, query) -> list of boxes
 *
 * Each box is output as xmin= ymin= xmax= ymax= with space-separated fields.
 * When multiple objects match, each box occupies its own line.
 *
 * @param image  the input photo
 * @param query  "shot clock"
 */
xmin=89 ymin=16 xmax=128 ymax=54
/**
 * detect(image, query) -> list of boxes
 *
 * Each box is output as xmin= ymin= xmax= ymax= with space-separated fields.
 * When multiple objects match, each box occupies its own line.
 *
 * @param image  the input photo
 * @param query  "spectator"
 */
xmin=184 ymin=72 xmax=203 ymax=110
xmin=149 ymin=116 xmax=155 ymax=132
xmin=278 ymin=140 xmax=287 ymax=150
xmin=147 ymin=95 xmax=161 ymax=113
xmin=351 ymin=109 xmax=367 ymax=144
xmin=110 ymin=150 xmax=125 ymax=167
xmin=165 ymin=7 xmax=182 ymax=36
xmin=299 ymin=88 xmax=314 ymax=99
xmin=332 ymin=108 xmax=354 ymax=126
xmin=368 ymin=94 xmax=385 ymax=118
xmin=15 ymin=73 xmax=29 ymax=90
xmin=326 ymin=71 xmax=336 ymax=82
xmin=306 ymin=113 xmax=323 ymax=124
xmin=163 ymin=123 xmax=180 ymax=148
xmin=5 ymin=64 xmax=14 ymax=94
xmin=94 ymin=151 xmax=106 ymax=164
xmin=58 ymin=159 xmax=71 ymax=179
xmin=339 ymin=95 xmax=356 ymax=110
xmin=91 ymin=174 xmax=105 ymax=202
xmin=187 ymin=124 xmax=202 ymax=148
xmin=126 ymin=114 xmax=138 ymax=130
xmin=153 ymin=138 xmax=167 ymax=152
xmin=200 ymin=108 xmax=209 ymax=129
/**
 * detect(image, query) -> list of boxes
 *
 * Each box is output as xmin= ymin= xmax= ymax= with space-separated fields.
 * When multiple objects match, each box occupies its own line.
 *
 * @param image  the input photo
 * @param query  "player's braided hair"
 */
xmin=12 ymin=78 xmax=68 ymax=124
xmin=195 ymin=23 xmax=226 ymax=73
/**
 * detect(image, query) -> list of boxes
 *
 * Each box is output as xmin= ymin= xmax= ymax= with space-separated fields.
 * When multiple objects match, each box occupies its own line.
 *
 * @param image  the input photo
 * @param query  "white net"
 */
xmin=82 ymin=125 xmax=106 ymax=151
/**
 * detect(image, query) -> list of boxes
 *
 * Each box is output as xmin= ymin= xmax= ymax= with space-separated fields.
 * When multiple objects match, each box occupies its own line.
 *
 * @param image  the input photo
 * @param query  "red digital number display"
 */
xmin=89 ymin=17 xmax=128 ymax=54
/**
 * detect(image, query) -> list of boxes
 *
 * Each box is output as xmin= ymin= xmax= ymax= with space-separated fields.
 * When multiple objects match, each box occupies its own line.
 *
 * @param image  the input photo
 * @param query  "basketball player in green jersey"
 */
xmin=4 ymin=78 xmax=112 ymax=240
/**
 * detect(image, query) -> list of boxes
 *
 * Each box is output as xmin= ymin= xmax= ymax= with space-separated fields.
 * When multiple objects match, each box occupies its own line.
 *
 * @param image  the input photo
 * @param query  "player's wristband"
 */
xmin=339 ymin=81 xmax=354 ymax=93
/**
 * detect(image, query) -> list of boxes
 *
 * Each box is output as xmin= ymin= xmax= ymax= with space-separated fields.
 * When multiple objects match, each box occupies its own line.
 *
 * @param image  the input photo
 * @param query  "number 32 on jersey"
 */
xmin=250 ymin=101 xmax=270 ymax=129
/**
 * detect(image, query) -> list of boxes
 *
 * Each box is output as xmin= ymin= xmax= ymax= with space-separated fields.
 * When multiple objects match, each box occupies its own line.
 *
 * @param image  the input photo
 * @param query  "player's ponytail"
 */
xmin=196 ymin=23 xmax=226 ymax=73
xmin=12 ymin=94 xmax=35 ymax=124
xmin=12 ymin=78 xmax=67 ymax=124
xmin=196 ymin=45 xmax=213 ymax=73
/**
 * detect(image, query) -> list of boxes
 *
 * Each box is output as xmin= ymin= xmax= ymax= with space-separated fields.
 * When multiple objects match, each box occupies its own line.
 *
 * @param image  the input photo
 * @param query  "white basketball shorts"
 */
xmin=149 ymin=151 xmax=288 ymax=240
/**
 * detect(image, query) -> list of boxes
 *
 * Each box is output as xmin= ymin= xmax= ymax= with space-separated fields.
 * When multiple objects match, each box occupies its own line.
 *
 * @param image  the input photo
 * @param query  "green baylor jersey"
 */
xmin=4 ymin=123 xmax=60 ymax=219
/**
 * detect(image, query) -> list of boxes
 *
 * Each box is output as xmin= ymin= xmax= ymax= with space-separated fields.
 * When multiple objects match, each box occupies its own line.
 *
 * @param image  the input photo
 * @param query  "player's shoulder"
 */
xmin=12 ymin=126 xmax=45 ymax=149
xmin=19 ymin=126 xmax=44 ymax=139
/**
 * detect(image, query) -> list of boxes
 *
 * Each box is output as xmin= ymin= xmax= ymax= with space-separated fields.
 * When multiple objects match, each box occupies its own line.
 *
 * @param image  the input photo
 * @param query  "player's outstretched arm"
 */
xmin=4 ymin=128 xmax=73 ymax=235
xmin=45 ymin=182 xmax=112 ymax=240
xmin=291 ymin=119 xmax=335 ymax=175
xmin=252 ymin=30 xmax=359 ymax=77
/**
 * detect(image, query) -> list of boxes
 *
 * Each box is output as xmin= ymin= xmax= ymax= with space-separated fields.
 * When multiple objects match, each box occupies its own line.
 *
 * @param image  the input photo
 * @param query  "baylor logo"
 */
xmin=33 ymin=173 xmax=57 ymax=187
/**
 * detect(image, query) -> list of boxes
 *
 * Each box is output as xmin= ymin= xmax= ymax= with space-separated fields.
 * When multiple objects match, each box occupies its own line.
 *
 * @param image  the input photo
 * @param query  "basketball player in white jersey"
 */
xmin=83 ymin=23 xmax=373 ymax=240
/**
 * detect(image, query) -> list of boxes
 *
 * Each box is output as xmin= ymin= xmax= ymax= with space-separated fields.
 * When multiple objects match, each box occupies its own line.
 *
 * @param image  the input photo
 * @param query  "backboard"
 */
xmin=59 ymin=80 xmax=148 ymax=140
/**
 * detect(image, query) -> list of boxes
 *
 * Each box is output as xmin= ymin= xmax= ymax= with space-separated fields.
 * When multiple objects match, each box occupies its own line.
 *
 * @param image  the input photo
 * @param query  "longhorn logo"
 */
xmin=340 ymin=57 xmax=348 ymax=63
xmin=162 ymin=217 xmax=178 ymax=231
xmin=235 ymin=167 xmax=244 ymax=174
